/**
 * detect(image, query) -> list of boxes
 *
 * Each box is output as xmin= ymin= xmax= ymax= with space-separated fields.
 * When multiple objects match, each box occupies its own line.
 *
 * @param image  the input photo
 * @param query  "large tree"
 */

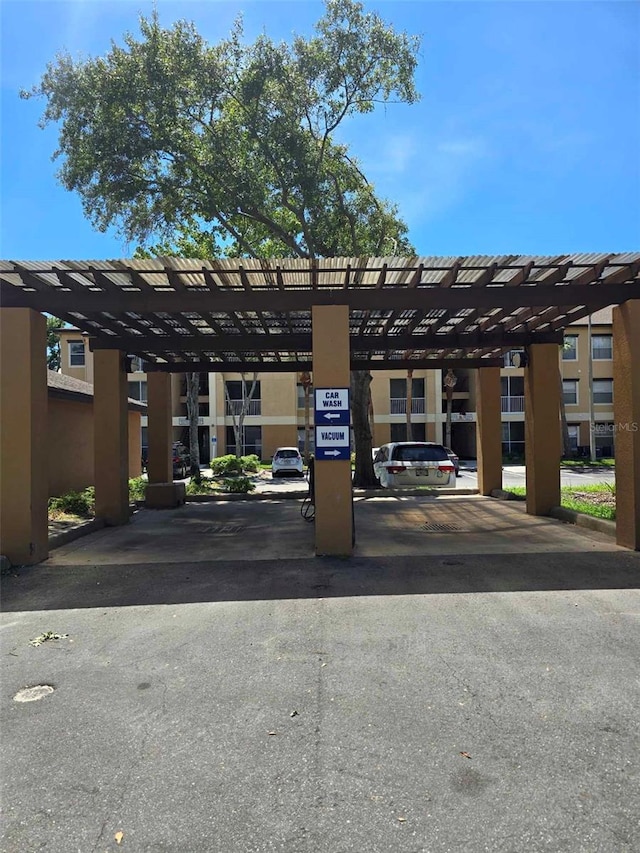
xmin=46 ymin=316 xmax=64 ymax=371
xmin=24 ymin=0 xmax=420 ymax=485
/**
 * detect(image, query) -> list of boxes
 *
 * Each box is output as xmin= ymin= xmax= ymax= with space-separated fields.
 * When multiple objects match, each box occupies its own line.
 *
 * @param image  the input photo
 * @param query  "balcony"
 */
xmin=501 ymin=395 xmax=525 ymax=413
xmin=225 ymin=399 xmax=262 ymax=416
xmin=390 ymin=397 xmax=425 ymax=415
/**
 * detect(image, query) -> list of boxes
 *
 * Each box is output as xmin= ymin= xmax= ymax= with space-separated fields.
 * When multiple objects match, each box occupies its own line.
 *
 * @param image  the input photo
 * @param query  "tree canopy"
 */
xmin=46 ymin=316 xmax=64 ymax=371
xmin=24 ymin=0 xmax=422 ymax=484
xmin=24 ymin=0 xmax=420 ymax=258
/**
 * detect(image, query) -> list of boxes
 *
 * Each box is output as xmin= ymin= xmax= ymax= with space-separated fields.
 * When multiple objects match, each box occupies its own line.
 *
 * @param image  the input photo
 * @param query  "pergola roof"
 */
xmin=2 ymin=253 xmax=639 ymax=372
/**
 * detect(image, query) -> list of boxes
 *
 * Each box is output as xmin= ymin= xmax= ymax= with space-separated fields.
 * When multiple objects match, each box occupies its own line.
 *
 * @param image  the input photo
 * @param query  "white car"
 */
xmin=373 ymin=442 xmax=455 ymax=489
xmin=272 ymin=447 xmax=304 ymax=478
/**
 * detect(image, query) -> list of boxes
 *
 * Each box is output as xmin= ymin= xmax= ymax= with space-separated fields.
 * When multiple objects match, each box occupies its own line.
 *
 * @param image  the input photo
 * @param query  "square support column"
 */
xmin=312 ymin=305 xmax=353 ymax=556
xmin=476 ymin=367 xmax=503 ymax=495
xmin=0 ymin=309 xmax=48 ymax=564
xmin=94 ymin=350 xmax=129 ymax=525
xmin=613 ymin=300 xmax=640 ymax=550
xmin=524 ymin=344 xmax=561 ymax=515
xmin=145 ymin=371 xmax=186 ymax=508
xmin=147 ymin=372 xmax=173 ymax=484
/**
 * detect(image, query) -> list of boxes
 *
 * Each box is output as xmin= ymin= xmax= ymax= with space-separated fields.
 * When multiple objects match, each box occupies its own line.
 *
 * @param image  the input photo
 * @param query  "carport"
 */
xmin=1 ymin=253 xmax=639 ymax=563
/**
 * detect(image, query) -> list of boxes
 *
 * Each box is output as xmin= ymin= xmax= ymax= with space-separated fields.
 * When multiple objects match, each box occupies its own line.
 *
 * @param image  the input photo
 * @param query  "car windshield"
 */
xmin=276 ymin=450 xmax=299 ymax=459
xmin=392 ymin=444 xmax=448 ymax=462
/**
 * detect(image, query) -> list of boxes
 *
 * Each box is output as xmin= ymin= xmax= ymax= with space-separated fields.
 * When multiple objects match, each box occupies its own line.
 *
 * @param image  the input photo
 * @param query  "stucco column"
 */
xmin=312 ymin=305 xmax=353 ymax=556
xmin=476 ymin=367 xmax=503 ymax=495
xmin=94 ymin=350 xmax=129 ymax=525
xmin=613 ymin=300 xmax=640 ymax=549
xmin=0 ymin=309 xmax=48 ymax=564
xmin=524 ymin=344 xmax=561 ymax=515
xmin=147 ymin=372 xmax=173 ymax=483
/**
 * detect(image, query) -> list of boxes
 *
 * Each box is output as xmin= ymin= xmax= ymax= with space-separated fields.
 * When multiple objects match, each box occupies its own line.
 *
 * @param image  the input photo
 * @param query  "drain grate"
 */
xmin=422 ymin=522 xmax=460 ymax=532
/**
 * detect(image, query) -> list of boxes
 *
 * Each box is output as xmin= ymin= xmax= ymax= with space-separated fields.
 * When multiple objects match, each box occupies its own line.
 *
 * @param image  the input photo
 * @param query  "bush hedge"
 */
xmin=48 ymin=486 xmax=95 ymax=517
xmin=221 ymin=476 xmax=255 ymax=493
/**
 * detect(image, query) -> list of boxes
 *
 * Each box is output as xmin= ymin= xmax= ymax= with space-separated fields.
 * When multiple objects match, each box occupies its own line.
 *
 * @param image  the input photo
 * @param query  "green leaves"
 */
xmin=24 ymin=0 xmax=420 ymax=258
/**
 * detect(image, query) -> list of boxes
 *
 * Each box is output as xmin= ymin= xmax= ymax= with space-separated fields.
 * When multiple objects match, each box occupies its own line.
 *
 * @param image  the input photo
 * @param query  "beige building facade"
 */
xmin=60 ymin=310 xmax=616 ymax=463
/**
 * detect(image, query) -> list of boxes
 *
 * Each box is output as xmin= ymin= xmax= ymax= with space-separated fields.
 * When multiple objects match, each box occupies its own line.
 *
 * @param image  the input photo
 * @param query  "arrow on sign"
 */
xmin=322 ymin=412 xmax=341 ymax=420
xmin=323 ymin=449 xmax=342 ymax=457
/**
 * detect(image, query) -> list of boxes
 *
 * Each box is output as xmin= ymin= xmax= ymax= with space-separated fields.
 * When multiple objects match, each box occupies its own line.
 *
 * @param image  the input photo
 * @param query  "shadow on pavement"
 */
xmin=3 ymin=549 xmax=639 ymax=612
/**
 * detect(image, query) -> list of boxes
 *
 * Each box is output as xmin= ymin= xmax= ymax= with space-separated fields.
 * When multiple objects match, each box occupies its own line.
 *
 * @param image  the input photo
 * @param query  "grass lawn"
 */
xmin=561 ymin=458 xmax=615 ymax=469
xmin=506 ymin=484 xmax=616 ymax=520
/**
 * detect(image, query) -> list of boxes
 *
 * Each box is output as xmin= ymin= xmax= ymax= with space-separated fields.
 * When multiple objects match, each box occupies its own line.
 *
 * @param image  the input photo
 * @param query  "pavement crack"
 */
xmin=91 ymin=817 xmax=108 ymax=853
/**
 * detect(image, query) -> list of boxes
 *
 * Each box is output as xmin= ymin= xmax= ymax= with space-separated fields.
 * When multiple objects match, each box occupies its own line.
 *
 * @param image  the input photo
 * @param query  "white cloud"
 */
xmin=362 ymin=132 xmax=490 ymax=225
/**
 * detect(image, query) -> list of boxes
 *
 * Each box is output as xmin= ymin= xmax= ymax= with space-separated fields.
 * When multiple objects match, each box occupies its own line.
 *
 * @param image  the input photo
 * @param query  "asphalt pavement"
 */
xmin=2 ymin=495 xmax=639 ymax=853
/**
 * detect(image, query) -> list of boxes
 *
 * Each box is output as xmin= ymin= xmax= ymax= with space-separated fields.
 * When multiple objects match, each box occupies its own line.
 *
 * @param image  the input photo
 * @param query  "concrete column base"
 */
xmin=144 ymin=482 xmax=186 ymax=509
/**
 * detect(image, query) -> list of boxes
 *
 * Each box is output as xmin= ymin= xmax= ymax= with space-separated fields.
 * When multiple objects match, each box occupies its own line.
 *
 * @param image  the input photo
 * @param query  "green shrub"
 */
xmin=186 ymin=479 xmax=219 ymax=495
xmin=128 ymin=477 xmax=146 ymax=502
xmin=48 ymin=486 xmax=95 ymax=517
xmin=221 ymin=476 xmax=255 ymax=493
xmin=210 ymin=454 xmax=243 ymax=476
xmin=240 ymin=454 xmax=260 ymax=473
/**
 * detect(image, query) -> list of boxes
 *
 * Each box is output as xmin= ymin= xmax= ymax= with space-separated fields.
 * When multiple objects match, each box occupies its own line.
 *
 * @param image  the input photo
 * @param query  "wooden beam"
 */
xmin=144 ymin=357 xmax=504 ymax=373
xmin=88 ymin=329 xmax=564 ymax=353
xmin=3 ymin=280 xmax=637 ymax=314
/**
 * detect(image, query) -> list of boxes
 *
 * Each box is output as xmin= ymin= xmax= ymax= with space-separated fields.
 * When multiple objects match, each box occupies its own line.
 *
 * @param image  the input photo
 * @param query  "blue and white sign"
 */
xmin=314 ymin=387 xmax=350 ymax=426
xmin=315 ymin=425 xmax=351 ymax=461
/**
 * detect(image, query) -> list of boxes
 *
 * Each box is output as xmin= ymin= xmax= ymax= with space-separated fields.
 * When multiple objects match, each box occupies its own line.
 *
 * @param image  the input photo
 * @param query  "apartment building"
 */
xmin=59 ymin=307 xmax=616 ymax=461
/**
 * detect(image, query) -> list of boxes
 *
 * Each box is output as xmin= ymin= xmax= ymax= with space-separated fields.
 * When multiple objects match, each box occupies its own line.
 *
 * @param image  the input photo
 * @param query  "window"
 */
xmin=562 ymin=336 xmax=578 ymax=360
xmin=225 ymin=425 xmax=262 ymax=457
xmin=129 ymin=356 xmax=145 ymax=373
xmin=68 ymin=340 xmax=85 ymax=367
xmin=562 ymin=380 xmax=578 ymax=406
xmin=225 ymin=379 xmax=261 ymax=400
xmin=225 ymin=380 xmax=261 ymax=416
xmin=127 ymin=381 xmax=147 ymax=402
xmin=390 ymin=377 xmax=425 ymax=414
xmin=567 ymin=424 xmax=579 ymax=452
xmin=500 ymin=376 xmax=525 ymax=412
xmin=591 ymin=335 xmax=612 ymax=360
xmin=389 ymin=377 xmax=424 ymax=398
xmin=501 ymin=421 xmax=525 ymax=456
xmin=391 ymin=443 xmax=447 ymax=462
xmin=593 ymin=423 xmax=615 ymax=457
xmin=593 ymin=379 xmax=613 ymax=405
xmin=390 ymin=423 xmax=425 ymax=442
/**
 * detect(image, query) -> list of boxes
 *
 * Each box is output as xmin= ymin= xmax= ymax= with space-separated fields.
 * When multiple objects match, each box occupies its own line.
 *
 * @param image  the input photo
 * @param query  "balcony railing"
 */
xmin=225 ymin=399 xmax=261 ymax=416
xmin=501 ymin=395 xmax=525 ymax=413
xmin=390 ymin=397 xmax=425 ymax=415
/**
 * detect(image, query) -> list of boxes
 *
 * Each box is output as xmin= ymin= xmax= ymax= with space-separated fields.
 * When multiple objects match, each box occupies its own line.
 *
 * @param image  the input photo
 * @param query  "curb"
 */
xmin=186 ymin=491 xmax=309 ymax=503
xmin=135 ymin=487 xmax=480 ymax=504
xmin=49 ymin=518 xmax=106 ymax=549
xmin=491 ymin=489 xmax=525 ymax=501
xmin=548 ymin=505 xmax=616 ymax=538
xmin=356 ymin=487 xmax=479 ymax=498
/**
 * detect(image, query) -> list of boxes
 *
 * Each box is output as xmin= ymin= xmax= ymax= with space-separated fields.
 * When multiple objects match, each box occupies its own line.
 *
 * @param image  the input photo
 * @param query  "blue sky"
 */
xmin=1 ymin=0 xmax=638 ymax=260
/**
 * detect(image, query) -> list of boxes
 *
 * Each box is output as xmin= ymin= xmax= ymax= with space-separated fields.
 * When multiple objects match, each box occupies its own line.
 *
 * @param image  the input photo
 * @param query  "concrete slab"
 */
xmin=42 ymin=495 xmax=623 ymax=572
